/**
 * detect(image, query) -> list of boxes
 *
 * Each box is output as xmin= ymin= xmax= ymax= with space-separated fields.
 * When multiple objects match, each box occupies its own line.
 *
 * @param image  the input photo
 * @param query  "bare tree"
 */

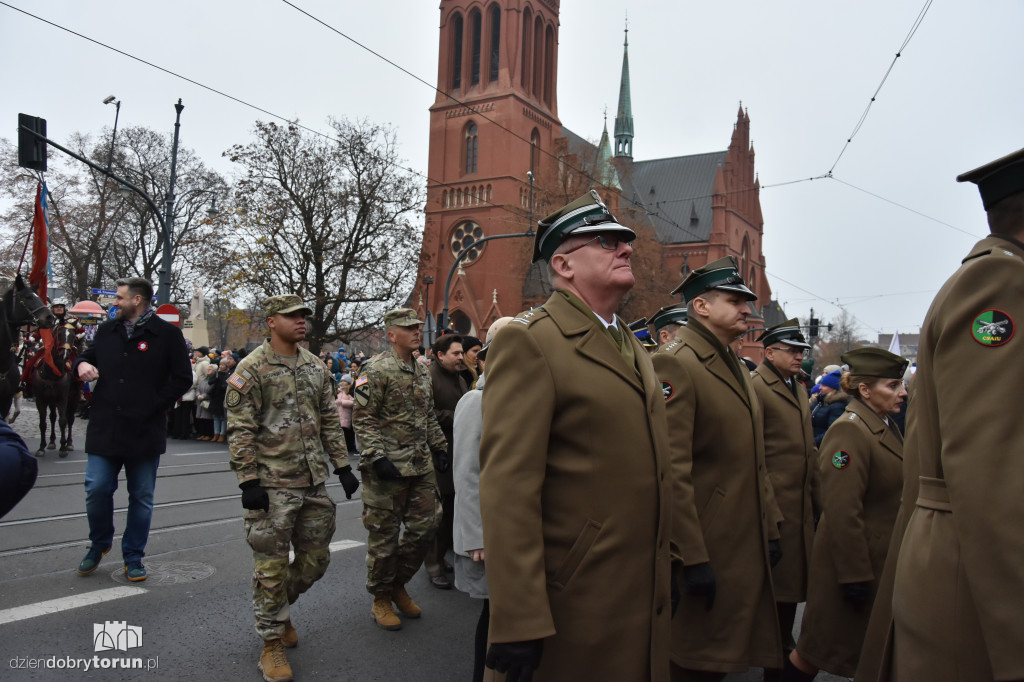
xmin=223 ymin=118 xmax=424 ymax=354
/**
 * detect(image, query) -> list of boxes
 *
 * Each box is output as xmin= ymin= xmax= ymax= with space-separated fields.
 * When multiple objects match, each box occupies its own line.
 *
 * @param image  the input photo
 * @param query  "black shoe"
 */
xmin=430 ymin=574 xmax=452 ymax=590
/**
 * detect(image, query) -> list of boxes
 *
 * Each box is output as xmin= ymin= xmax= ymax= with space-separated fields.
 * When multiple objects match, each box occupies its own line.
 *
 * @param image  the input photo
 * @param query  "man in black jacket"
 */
xmin=73 ymin=277 xmax=192 ymax=581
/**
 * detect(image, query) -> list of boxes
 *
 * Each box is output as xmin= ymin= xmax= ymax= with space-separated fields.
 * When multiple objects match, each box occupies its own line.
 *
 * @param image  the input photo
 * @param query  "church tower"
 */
xmin=417 ymin=0 xmax=563 ymax=339
xmin=614 ymin=24 xmax=634 ymax=158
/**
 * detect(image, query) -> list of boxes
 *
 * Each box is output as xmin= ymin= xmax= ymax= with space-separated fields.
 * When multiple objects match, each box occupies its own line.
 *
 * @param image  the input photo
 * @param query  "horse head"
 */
xmin=10 ymin=274 xmax=55 ymax=329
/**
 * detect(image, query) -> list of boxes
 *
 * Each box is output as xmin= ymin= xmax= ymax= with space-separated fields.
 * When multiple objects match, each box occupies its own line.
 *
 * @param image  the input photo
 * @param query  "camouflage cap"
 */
xmin=264 ymin=294 xmax=312 ymax=318
xmin=383 ymin=308 xmax=423 ymax=328
xmin=840 ymin=347 xmax=908 ymax=380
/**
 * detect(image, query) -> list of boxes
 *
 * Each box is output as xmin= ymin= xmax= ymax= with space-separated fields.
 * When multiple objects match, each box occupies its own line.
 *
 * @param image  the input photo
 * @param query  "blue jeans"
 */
xmin=212 ymin=415 xmax=226 ymax=436
xmin=84 ymin=454 xmax=160 ymax=564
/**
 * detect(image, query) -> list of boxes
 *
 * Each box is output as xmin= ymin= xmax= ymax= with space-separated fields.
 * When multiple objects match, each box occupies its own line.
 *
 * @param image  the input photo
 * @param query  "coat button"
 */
xmin=656 ymin=605 xmax=663 ymax=615
xmin=119 ymin=379 xmax=124 ymax=383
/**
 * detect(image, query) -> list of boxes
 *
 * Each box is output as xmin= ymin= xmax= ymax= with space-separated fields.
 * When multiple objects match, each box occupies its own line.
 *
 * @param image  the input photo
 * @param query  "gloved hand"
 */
xmin=769 ymin=539 xmax=783 ymax=567
xmin=335 ymin=465 xmax=359 ymax=499
xmin=485 ymin=639 xmax=543 ymax=682
xmin=841 ymin=581 xmax=871 ymax=608
xmin=683 ymin=562 xmax=716 ymax=611
xmin=239 ymin=479 xmax=269 ymax=512
xmin=434 ymin=450 xmax=450 ymax=474
xmin=372 ymin=457 xmax=402 ymax=480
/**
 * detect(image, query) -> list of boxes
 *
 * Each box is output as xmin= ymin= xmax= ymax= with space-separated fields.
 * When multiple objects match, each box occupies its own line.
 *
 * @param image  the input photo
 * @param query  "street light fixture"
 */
xmin=206 ymin=196 xmax=219 ymax=219
xmin=103 ymin=95 xmax=120 ymax=173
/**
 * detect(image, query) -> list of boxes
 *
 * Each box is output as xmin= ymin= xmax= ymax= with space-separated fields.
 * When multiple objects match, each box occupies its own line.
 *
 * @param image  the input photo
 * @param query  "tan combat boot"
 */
xmin=281 ymin=620 xmax=298 ymax=648
xmin=391 ymin=585 xmax=422 ymax=618
xmin=257 ymin=639 xmax=293 ymax=682
xmin=371 ymin=596 xmax=402 ymax=630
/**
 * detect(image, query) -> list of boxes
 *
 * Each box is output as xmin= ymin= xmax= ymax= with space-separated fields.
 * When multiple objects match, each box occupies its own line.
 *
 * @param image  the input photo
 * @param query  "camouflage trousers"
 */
xmin=244 ymin=484 xmax=336 ymax=641
xmin=361 ymin=468 xmax=440 ymax=596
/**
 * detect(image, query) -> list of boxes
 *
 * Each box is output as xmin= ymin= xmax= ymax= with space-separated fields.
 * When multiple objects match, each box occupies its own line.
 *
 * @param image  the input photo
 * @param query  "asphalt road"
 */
xmin=0 ymin=406 xmax=847 ymax=681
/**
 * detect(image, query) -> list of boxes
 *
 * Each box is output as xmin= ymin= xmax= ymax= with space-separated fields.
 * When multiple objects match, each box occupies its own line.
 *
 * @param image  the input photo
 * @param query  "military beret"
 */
xmin=840 ymin=347 xmax=908 ymax=380
xmin=957 ymin=147 xmax=1024 ymax=210
xmin=533 ymin=189 xmax=636 ymax=263
xmin=649 ymin=304 xmax=688 ymax=331
xmin=670 ymin=255 xmax=756 ymax=303
xmin=758 ymin=318 xmax=811 ymax=349
xmin=264 ymin=294 xmax=312 ymax=318
xmin=383 ymin=308 xmax=423 ymax=328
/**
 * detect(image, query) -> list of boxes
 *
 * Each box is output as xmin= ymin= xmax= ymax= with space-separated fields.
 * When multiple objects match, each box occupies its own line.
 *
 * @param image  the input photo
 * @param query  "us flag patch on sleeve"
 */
xmin=228 ymin=372 xmax=252 ymax=393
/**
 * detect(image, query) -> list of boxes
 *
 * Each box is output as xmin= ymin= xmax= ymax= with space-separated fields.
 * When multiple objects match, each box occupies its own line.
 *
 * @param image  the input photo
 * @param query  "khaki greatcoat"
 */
xmin=796 ymin=398 xmax=902 ymax=677
xmin=751 ymin=362 xmax=818 ymax=604
xmin=653 ymin=322 xmax=784 ymax=673
xmin=886 ymin=235 xmax=1024 ymax=682
xmin=479 ymin=292 xmax=673 ymax=682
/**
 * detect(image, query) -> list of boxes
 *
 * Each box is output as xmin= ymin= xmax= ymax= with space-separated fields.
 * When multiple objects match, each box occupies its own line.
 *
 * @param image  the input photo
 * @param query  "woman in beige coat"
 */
xmin=784 ymin=348 xmax=908 ymax=681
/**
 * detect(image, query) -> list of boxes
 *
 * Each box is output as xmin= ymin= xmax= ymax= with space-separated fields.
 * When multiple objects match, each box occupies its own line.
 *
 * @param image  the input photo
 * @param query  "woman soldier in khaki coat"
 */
xmin=784 ymin=348 xmax=908 ymax=681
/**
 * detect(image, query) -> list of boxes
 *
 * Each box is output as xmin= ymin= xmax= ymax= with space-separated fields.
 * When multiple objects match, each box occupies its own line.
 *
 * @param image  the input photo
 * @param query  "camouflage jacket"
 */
xmin=227 ymin=340 xmax=348 ymax=488
xmin=352 ymin=347 xmax=447 ymax=476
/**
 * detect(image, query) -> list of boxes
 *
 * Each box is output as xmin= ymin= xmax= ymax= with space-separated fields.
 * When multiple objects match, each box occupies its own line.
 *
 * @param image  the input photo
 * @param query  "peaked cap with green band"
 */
xmin=649 ymin=304 xmax=688 ymax=331
xmin=670 ymin=255 xmax=757 ymax=303
xmin=758 ymin=317 xmax=811 ymax=349
xmin=840 ymin=347 xmax=908 ymax=380
xmin=957 ymin=147 xmax=1024 ymax=210
xmin=533 ymin=189 xmax=636 ymax=263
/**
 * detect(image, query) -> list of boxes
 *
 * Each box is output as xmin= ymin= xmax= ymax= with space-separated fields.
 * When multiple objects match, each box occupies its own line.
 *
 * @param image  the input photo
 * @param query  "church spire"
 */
xmin=614 ymin=17 xmax=634 ymax=158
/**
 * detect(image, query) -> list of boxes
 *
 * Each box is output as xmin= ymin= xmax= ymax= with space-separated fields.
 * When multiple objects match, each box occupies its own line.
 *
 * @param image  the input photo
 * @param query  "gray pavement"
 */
xmin=0 ymin=405 xmax=846 ymax=681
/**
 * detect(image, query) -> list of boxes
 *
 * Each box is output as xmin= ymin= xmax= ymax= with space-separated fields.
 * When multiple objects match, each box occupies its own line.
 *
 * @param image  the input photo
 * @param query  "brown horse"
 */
xmin=0 ymin=276 xmax=54 ymax=422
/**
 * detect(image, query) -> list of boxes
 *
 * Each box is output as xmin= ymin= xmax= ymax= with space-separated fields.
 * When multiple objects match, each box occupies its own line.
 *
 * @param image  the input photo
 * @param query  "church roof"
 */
xmin=563 ymin=127 xmax=725 ymax=245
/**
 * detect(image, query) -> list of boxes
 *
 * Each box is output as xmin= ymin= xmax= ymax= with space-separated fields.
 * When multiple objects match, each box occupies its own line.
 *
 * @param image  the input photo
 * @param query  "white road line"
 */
xmin=289 ymin=539 xmax=363 ymax=562
xmin=47 ymin=450 xmax=223 ymax=464
xmin=37 ymin=461 xmax=231 ymax=479
xmin=0 ymin=587 xmax=147 ymax=626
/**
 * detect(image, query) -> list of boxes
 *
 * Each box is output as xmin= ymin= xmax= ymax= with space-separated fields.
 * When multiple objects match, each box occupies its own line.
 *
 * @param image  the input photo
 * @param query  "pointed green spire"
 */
xmin=596 ymin=114 xmax=622 ymax=190
xmin=614 ymin=19 xmax=634 ymax=158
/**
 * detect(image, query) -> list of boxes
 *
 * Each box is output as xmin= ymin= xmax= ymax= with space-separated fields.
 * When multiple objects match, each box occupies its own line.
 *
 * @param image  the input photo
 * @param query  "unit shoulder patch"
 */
xmin=661 ymin=381 xmax=674 ymax=401
xmin=225 ymin=389 xmax=243 ymax=408
xmin=832 ymin=450 xmax=850 ymax=470
xmin=971 ymin=309 xmax=1014 ymax=347
xmin=353 ymin=376 xmax=371 ymax=407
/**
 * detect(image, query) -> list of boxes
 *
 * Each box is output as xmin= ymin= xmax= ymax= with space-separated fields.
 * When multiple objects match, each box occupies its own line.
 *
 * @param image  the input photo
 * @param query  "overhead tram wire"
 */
xmin=0 ymin=1 xmax=529 ymax=225
xmin=830 ymin=176 xmax=982 ymax=239
xmin=765 ymin=270 xmax=883 ymax=335
xmin=828 ymin=0 xmax=934 ymax=174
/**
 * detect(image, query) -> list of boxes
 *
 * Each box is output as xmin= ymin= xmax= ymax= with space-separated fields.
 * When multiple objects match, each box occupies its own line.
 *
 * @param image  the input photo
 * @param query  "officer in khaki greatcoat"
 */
xmin=649 ymin=304 xmax=688 ymax=349
xmin=479 ymin=190 xmax=673 ymax=681
xmin=653 ymin=256 xmax=784 ymax=681
xmin=874 ymin=148 xmax=1024 ymax=682
xmin=227 ymin=294 xmax=359 ymax=682
xmin=750 ymin=319 xmax=818 ymax=668
xmin=353 ymin=308 xmax=448 ymax=631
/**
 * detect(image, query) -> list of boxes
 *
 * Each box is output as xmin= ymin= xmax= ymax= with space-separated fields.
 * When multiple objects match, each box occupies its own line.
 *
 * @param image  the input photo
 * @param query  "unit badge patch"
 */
xmin=354 ymin=375 xmax=370 ymax=407
xmin=661 ymin=381 xmax=673 ymax=401
xmin=225 ymin=389 xmax=242 ymax=408
xmin=971 ymin=309 xmax=1014 ymax=347
xmin=832 ymin=450 xmax=850 ymax=470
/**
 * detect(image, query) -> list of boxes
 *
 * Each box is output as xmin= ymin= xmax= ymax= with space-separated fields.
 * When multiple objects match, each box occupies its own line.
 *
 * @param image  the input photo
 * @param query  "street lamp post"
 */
xmin=103 ymin=95 xmax=120 ymax=173
xmin=422 ymin=275 xmax=435 ymax=346
xmin=157 ymin=99 xmax=185 ymax=306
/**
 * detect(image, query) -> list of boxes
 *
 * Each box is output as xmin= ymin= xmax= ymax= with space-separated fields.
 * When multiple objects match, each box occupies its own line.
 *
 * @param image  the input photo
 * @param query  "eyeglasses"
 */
xmin=561 ymin=232 xmax=633 ymax=255
xmin=768 ymin=346 xmax=806 ymax=356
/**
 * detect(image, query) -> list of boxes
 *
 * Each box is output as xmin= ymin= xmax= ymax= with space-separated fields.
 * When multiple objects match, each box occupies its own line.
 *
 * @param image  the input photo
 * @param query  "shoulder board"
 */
xmin=509 ymin=307 xmax=548 ymax=327
xmin=659 ymin=339 xmax=683 ymax=353
xmin=848 ymin=412 xmax=858 ymax=420
xmin=228 ymin=370 xmax=254 ymax=394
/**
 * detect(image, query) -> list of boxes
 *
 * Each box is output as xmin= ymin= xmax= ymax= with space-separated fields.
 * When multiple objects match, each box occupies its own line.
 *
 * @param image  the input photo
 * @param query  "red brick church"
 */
xmin=415 ymin=0 xmax=785 ymax=359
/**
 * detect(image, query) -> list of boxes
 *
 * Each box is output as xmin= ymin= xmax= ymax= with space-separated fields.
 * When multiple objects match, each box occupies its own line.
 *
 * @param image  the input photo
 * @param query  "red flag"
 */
xmin=28 ymin=182 xmax=48 ymax=304
xmin=38 ymin=328 xmax=61 ymax=376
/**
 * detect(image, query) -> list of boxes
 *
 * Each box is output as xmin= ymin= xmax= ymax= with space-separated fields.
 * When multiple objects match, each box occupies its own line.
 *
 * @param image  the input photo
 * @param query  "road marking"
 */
xmin=289 ymin=539 xmax=364 ymax=563
xmin=0 ymin=587 xmax=147 ymax=626
xmin=0 ymin=518 xmax=241 ymax=558
xmin=37 ymin=461 xmax=231 ymax=479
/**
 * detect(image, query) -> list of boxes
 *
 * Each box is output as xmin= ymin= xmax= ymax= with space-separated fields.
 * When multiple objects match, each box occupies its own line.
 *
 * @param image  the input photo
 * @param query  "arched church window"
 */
xmin=488 ymin=4 xmax=501 ymax=83
xmin=470 ymin=9 xmax=482 ymax=86
xmin=520 ymin=8 xmax=532 ymax=90
xmin=451 ymin=13 xmax=463 ymax=90
xmin=465 ymin=122 xmax=478 ymax=174
xmin=450 ymin=221 xmax=485 ymax=266
xmin=532 ymin=16 xmax=543 ymax=98
xmin=543 ymin=24 xmax=555 ymax=107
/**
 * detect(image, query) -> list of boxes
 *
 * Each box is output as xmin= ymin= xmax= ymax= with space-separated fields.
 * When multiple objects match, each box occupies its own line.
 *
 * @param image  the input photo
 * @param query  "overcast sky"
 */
xmin=2 ymin=0 xmax=1021 ymax=338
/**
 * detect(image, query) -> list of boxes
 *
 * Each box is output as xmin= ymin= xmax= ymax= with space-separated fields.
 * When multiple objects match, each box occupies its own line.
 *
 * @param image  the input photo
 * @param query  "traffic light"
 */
xmin=18 ymin=113 xmax=47 ymax=172
xmin=809 ymin=317 xmax=820 ymax=337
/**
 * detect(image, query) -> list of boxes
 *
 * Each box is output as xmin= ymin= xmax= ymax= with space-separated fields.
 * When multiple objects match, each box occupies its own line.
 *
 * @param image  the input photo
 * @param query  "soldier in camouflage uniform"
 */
xmin=227 ymin=294 xmax=360 ymax=682
xmin=353 ymin=308 xmax=447 ymax=631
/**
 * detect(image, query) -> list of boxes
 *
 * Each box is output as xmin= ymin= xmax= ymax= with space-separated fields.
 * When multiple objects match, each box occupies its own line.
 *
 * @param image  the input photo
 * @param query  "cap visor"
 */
xmin=780 ymin=339 xmax=812 ymax=350
xmin=276 ymin=305 xmax=313 ymax=316
xmin=567 ymin=223 xmax=637 ymax=240
xmin=715 ymin=283 xmax=758 ymax=301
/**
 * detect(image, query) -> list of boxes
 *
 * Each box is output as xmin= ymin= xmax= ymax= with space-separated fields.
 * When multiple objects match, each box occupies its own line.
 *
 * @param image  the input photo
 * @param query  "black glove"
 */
xmin=485 ymin=639 xmax=543 ymax=682
xmin=769 ymin=539 xmax=783 ymax=568
xmin=682 ymin=562 xmax=716 ymax=611
xmin=434 ymin=450 xmax=450 ymax=474
xmin=372 ymin=457 xmax=402 ymax=480
xmin=841 ymin=581 xmax=871 ymax=608
xmin=335 ymin=465 xmax=359 ymax=499
xmin=239 ymin=479 xmax=269 ymax=512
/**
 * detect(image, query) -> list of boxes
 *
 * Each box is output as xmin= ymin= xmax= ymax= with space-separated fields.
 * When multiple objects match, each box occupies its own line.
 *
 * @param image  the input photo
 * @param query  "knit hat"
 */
xmin=820 ymin=371 xmax=842 ymax=390
xmin=340 ymin=373 xmax=353 ymax=384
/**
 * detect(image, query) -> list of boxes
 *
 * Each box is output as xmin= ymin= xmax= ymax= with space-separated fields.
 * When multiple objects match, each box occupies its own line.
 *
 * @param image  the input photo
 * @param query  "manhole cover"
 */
xmin=110 ymin=560 xmax=216 ymax=586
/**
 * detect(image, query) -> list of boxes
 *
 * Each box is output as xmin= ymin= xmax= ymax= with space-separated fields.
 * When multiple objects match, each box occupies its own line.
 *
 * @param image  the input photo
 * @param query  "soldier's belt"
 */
xmin=915 ymin=476 xmax=952 ymax=513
